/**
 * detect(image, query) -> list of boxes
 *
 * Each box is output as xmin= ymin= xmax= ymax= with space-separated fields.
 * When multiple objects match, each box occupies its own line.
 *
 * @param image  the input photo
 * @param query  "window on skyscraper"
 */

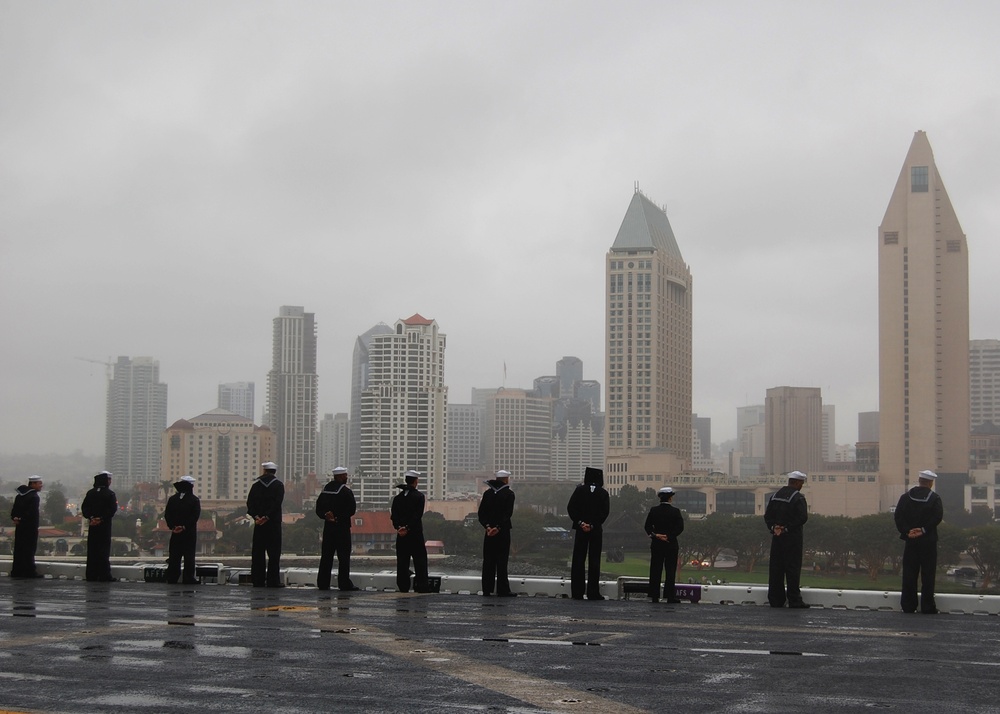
xmin=911 ymin=166 xmax=928 ymax=192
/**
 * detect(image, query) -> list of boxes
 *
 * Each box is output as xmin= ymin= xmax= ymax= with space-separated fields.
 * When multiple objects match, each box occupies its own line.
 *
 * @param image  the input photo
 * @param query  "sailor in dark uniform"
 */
xmin=390 ymin=470 xmax=430 ymax=593
xmin=644 ymin=486 xmax=685 ymax=603
xmin=164 ymin=475 xmax=201 ymax=585
xmin=81 ymin=470 xmax=118 ymax=582
xmin=894 ymin=469 xmax=945 ymax=614
xmin=315 ymin=466 xmax=359 ymax=591
xmin=567 ymin=467 xmax=610 ymax=600
xmin=764 ymin=470 xmax=809 ymax=608
xmin=478 ymin=469 xmax=516 ymax=597
xmin=10 ymin=475 xmax=44 ymax=578
xmin=247 ymin=462 xmax=284 ymax=587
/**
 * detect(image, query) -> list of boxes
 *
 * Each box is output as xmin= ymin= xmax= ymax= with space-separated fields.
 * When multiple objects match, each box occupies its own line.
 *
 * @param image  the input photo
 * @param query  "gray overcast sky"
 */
xmin=2 ymin=1 xmax=998 ymax=456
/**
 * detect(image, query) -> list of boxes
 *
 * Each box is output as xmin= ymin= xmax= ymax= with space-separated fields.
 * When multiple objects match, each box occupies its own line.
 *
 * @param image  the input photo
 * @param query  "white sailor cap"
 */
xmin=332 ymin=466 xmax=349 ymax=476
xmin=919 ymin=470 xmax=938 ymax=481
xmin=28 ymin=475 xmax=43 ymax=483
xmin=404 ymin=470 xmax=422 ymax=481
xmin=98 ymin=470 xmax=113 ymax=477
xmin=787 ymin=471 xmax=808 ymax=481
xmin=180 ymin=475 xmax=196 ymax=484
xmin=261 ymin=462 xmax=278 ymax=471
xmin=495 ymin=470 xmax=512 ymax=479
xmin=658 ymin=486 xmax=674 ymax=495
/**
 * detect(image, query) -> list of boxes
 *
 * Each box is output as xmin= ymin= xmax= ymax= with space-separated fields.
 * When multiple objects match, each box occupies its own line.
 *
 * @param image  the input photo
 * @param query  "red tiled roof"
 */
xmin=402 ymin=313 xmax=432 ymax=325
xmin=350 ymin=511 xmax=395 ymax=535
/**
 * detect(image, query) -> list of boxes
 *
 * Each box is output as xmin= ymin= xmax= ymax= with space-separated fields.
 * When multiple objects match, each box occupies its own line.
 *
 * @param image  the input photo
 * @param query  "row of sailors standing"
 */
xmin=6 ymin=465 xmax=946 ymax=614
xmin=5 ymin=463 xmax=597 ymax=597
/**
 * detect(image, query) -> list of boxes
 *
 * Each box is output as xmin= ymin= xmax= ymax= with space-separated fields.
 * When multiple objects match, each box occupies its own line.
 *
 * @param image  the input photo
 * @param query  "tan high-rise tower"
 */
xmin=878 ymin=131 xmax=969 ymax=508
xmin=765 ymin=386 xmax=823 ymax=475
xmin=605 ymin=189 xmax=692 ymax=493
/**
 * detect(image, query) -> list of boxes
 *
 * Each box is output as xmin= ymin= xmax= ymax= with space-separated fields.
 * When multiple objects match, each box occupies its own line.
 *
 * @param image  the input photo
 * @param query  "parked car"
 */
xmin=947 ymin=566 xmax=979 ymax=577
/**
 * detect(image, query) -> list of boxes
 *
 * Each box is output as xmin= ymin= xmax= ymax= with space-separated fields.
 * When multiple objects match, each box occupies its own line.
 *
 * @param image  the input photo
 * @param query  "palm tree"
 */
xmin=160 ymin=480 xmax=174 ymax=501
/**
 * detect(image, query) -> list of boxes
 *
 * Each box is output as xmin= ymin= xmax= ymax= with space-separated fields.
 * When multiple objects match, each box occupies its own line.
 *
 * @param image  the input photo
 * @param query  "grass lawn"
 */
xmin=601 ymin=553 xmax=988 ymax=594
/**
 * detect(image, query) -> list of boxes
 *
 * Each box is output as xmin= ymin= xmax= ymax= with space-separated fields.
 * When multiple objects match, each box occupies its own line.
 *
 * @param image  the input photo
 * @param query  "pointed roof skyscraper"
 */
xmin=878 ymin=131 xmax=970 ymax=506
xmin=611 ymin=190 xmax=684 ymax=259
xmin=605 ymin=188 xmax=693 ymax=492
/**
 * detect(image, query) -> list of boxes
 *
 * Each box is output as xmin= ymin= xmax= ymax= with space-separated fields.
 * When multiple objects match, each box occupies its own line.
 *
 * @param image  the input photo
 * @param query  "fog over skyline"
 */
xmin=3 ymin=2 xmax=999 ymax=457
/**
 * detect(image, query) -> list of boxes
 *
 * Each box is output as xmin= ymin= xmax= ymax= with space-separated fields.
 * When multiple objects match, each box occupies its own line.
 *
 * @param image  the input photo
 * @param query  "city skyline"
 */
xmin=3 ymin=4 xmax=999 ymax=457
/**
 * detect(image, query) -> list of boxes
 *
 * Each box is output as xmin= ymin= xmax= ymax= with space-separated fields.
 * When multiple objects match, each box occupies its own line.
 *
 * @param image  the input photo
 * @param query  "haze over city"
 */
xmin=2 ymin=1 xmax=999 ymax=457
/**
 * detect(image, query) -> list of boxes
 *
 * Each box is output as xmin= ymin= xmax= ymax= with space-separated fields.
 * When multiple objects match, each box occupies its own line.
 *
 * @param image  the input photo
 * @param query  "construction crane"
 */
xmin=75 ymin=356 xmax=115 ymax=383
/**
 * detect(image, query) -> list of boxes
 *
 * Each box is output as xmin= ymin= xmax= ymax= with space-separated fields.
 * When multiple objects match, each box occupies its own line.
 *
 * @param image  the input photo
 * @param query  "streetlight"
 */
xmin=135 ymin=518 xmax=142 ymax=556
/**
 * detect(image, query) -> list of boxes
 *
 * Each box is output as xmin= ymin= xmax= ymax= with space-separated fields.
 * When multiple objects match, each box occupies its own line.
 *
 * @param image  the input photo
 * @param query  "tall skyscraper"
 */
xmin=556 ymin=356 xmax=583 ymax=397
xmin=605 ymin=189 xmax=693 ymax=491
xmin=765 ymin=386 xmax=822 ymax=475
xmin=348 ymin=323 xmax=394 ymax=471
xmin=105 ymin=356 xmax=168 ymax=492
xmin=556 ymin=356 xmax=601 ymax=412
xmin=265 ymin=306 xmax=318 ymax=484
xmin=317 ymin=412 xmax=350 ymax=476
xmin=447 ymin=403 xmax=485 ymax=473
xmin=218 ymin=381 xmax=255 ymax=421
xmin=358 ymin=314 xmax=447 ymax=506
xmin=485 ymin=388 xmax=553 ymax=479
xmin=970 ymin=339 xmax=1000 ymax=429
xmin=878 ymin=131 xmax=970 ymax=506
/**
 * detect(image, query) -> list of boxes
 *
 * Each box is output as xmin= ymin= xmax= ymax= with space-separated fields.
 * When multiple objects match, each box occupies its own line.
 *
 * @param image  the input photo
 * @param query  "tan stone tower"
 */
xmin=878 ymin=131 xmax=969 ymax=508
xmin=604 ymin=189 xmax=692 ymax=493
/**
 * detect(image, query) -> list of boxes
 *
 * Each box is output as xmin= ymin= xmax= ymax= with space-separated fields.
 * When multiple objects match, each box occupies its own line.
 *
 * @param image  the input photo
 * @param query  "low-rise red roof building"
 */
xmin=350 ymin=511 xmax=397 ymax=553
